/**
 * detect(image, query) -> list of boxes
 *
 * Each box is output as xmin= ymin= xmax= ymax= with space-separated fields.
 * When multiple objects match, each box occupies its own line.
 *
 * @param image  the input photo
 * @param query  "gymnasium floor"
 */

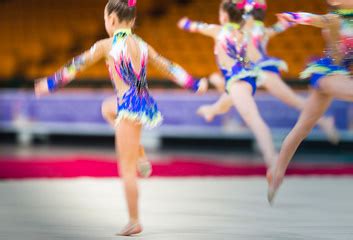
xmin=1 ymin=177 xmax=353 ymax=240
xmin=1 ymin=144 xmax=353 ymax=239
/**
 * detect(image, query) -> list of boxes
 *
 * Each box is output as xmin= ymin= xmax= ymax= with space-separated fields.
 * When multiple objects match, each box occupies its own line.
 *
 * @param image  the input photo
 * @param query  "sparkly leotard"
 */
xmin=109 ymin=29 xmax=162 ymax=128
xmin=215 ymin=23 xmax=257 ymax=95
xmin=338 ymin=10 xmax=353 ymax=69
xmin=252 ymin=21 xmax=288 ymax=85
xmin=299 ymin=10 xmax=353 ymax=88
xmin=44 ymin=27 xmax=199 ymax=129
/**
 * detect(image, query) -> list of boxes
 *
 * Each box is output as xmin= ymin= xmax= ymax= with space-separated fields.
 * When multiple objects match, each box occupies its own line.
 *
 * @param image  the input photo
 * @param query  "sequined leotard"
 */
xmin=251 ymin=20 xmax=288 ymax=85
xmin=295 ymin=10 xmax=353 ymax=88
xmin=43 ymin=28 xmax=200 ymax=129
xmin=109 ymin=29 xmax=162 ymax=128
xmin=215 ymin=23 xmax=258 ymax=95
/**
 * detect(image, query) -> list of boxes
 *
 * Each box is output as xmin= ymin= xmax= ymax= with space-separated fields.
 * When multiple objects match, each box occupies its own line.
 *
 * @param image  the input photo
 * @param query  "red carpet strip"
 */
xmin=1 ymin=156 xmax=353 ymax=179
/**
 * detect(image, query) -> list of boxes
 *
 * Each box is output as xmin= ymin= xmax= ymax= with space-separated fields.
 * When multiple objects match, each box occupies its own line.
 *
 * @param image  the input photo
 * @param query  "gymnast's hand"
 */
xmin=196 ymin=78 xmax=209 ymax=95
xmin=178 ymin=17 xmax=193 ymax=31
xmin=34 ymin=78 xmax=50 ymax=98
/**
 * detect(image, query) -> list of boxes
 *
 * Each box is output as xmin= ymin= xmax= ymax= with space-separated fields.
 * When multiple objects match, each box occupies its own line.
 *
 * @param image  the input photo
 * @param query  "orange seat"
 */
xmin=0 ymin=0 xmax=328 ymax=80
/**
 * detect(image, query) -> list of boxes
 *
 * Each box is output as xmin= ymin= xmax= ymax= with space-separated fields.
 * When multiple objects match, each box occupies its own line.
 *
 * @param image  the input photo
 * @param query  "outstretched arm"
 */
xmin=177 ymin=17 xmax=221 ymax=39
xmin=277 ymin=12 xmax=340 ymax=29
xmin=35 ymin=39 xmax=110 ymax=97
xmin=266 ymin=18 xmax=295 ymax=37
xmin=148 ymin=45 xmax=208 ymax=93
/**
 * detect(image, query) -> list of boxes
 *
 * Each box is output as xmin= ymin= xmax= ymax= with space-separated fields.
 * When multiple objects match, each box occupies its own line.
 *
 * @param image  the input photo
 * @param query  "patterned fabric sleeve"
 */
xmin=281 ymin=12 xmax=316 ymax=24
xmin=42 ymin=40 xmax=106 ymax=92
xmin=180 ymin=18 xmax=212 ymax=33
xmin=279 ymin=12 xmax=341 ymax=30
xmin=271 ymin=20 xmax=293 ymax=33
xmin=46 ymin=53 xmax=87 ymax=92
xmin=148 ymin=46 xmax=200 ymax=92
xmin=179 ymin=17 xmax=220 ymax=38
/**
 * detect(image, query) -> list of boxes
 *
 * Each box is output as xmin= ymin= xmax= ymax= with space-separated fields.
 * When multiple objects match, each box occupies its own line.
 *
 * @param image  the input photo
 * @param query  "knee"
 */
xmin=119 ymin=160 xmax=137 ymax=178
xmin=101 ymin=101 xmax=114 ymax=121
xmin=101 ymin=102 xmax=109 ymax=120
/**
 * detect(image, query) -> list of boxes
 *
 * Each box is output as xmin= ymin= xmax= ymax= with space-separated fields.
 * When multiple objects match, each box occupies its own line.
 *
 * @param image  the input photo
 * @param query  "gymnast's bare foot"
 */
xmin=197 ymin=105 xmax=216 ymax=122
xmin=137 ymin=147 xmax=152 ymax=178
xmin=267 ymin=167 xmax=284 ymax=206
xmin=137 ymin=158 xmax=152 ymax=178
xmin=117 ymin=221 xmax=143 ymax=236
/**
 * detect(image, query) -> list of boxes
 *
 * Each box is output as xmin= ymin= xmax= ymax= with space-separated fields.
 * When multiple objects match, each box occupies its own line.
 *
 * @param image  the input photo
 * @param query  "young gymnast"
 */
xmin=178 ymin=0 xmax=277 ymax=167
xmin=35 ymin=0 xmax=207 ymax=235
xmin=195 ymin=1 xmax=339 ymax=144
xmin=268 ymin=0 xmax=353 ymax=204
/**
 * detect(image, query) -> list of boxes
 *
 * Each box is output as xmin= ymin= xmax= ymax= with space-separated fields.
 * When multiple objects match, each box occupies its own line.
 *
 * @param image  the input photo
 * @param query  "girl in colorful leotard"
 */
xmin=268 ymin=0 xmax=353 ymax=204
xmin=35 ymin=0 xmax=207 ymax=236
xmin=195 ymin=1 xmax=339 ymax=144
xmin=179 ymin=0 xmax=277 ymax=167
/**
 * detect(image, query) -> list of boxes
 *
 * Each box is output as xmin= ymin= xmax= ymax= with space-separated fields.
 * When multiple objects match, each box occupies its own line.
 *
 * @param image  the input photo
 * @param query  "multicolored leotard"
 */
xmin=252 ymin=20 xmax=288 ymax=86
xmin=109 ymin=29 xmax=162 ymax=129
xmin=293 ymin=10 xmax=353 ymax=88
xmin=338 ymin=9 xmax=353 ymax=70
xmin=44 ymin=28 xmax=200 ymax=129
xmin=215 ymin=23 xmax=258 ymax=95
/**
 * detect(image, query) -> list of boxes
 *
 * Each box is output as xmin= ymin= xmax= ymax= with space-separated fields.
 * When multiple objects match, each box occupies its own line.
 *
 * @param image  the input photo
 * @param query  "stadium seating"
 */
xmin=0 ymin=0 xmax=327 ymax=81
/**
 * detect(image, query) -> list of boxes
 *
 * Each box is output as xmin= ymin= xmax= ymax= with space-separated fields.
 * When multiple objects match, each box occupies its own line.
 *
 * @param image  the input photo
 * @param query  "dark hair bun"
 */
xmin=107 ymin=0 xmax=136 ymax=23
xmin=251 ymin=8 xmax=266 ymax=21
xmin=221 ymin=0 xmax=245 ymax=23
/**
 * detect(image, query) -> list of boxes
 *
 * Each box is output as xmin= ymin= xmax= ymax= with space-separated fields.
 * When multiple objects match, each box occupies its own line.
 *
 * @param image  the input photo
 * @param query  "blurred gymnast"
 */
xmin=35 ymin=0 xmax=207 ymax=235
xmin=268 ymin=0 xmax=353 ymax=204
xmin=195 ymin=0 xmax=339 ymax=145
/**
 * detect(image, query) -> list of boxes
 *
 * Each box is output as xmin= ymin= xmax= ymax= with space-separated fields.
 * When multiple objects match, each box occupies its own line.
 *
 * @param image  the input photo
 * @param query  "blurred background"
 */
xmin=0 ymin=0 xmax=353 ymax=176
xmin=1 ymin=1 xmax=353 ymax=239
xmin=0 ymin=0 xmax=328 ymax=85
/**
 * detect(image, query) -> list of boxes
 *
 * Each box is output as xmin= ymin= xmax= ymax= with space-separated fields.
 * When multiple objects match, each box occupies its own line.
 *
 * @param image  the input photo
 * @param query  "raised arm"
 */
xmin=266 ymin=18 xmax=294 ymax=37
xmin=34 ymin=39 xmax=110 ymax=96
xmin=147 ymin=45 xmax=208 ymax=93
xmin=277 ymin=12 xmax=340 ymax=29
xmin=177 ymin=17 xmax=221 ymax=39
